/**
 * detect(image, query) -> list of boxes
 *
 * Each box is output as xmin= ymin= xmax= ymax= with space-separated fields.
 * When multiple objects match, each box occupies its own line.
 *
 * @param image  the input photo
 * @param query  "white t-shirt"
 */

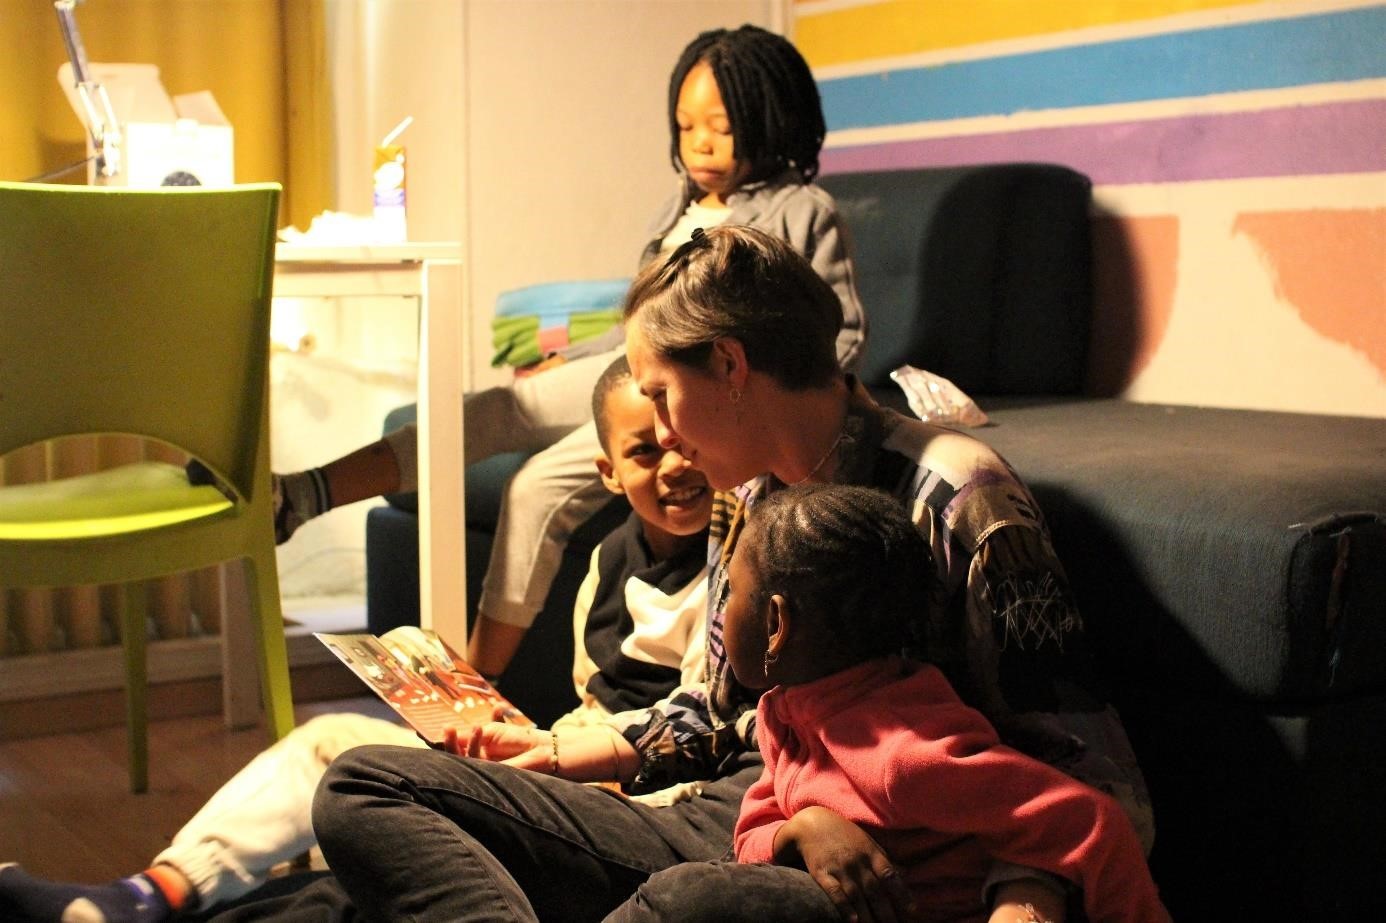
xmin=658 ymin=200 xmax=732 ymax=254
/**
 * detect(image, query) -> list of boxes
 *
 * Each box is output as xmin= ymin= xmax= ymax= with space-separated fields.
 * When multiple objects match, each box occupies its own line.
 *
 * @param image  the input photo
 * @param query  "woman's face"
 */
xmin=625 ymin=323 xmax=758 ymax=491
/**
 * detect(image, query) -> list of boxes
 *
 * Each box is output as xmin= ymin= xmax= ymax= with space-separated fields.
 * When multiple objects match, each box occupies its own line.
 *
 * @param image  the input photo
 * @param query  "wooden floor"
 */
xmin=0 ymin=692 xmax=396 ymax=886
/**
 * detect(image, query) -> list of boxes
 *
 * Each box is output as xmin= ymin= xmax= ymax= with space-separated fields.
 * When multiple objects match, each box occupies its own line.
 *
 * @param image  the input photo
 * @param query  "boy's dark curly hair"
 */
xmin=667 ymin=25 xmax=826 ymax=184
xmin=590 ymin=354 xmax=633 ymax=457
xmin=743 ymin=483 xmax=934 ymax=662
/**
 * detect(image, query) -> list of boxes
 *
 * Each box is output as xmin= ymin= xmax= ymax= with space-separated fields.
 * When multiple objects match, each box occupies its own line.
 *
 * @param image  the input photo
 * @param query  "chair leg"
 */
xmin=119 ymin=581 xmax=150 ymax=794
xmin=245 ymin=549 xmax=295 ymax=742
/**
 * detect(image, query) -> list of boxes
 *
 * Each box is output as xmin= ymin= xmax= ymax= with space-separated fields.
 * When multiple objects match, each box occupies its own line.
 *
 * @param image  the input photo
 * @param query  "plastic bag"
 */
xmin=889 ymin=365 xmax=989 ymax=427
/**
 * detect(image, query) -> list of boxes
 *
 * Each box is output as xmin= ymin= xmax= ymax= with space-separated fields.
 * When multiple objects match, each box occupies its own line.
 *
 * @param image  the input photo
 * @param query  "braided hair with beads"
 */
xmin=666 ymin=25 xmax=826 ymax=185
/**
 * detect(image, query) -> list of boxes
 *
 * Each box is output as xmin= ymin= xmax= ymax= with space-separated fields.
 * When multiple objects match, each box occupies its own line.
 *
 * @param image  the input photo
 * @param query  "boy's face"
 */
xmin=596 ymin=378 xmax=712 ymax=559
xmin=677 ymin=61 xmax=750 ymax=205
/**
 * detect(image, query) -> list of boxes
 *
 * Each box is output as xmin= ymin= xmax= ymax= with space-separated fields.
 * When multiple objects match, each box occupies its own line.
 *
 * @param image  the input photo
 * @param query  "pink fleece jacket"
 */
xmin=734 ymin=658 xmax=1169 ymax=923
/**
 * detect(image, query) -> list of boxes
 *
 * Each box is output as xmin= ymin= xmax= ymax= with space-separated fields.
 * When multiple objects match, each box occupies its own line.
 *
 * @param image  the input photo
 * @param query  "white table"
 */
xmin=271 ymin=242 xmax=467 ymax=646
xmin=218 ymin=242 xmax=465 ymax=727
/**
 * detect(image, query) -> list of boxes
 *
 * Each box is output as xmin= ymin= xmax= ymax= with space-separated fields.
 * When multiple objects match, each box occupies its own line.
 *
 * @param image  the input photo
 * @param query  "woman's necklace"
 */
xmin=791 ymin=427 xmax=846 ymax=485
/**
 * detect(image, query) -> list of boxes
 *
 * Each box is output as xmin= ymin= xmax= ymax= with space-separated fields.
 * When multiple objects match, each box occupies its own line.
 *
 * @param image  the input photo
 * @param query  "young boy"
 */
xmin=0 ymin=356 xmax=712 ymax=923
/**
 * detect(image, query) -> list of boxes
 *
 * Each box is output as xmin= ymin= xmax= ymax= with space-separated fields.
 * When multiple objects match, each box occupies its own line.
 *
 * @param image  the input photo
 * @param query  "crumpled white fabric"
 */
xmin=889 ymin=364 xmax=989 ymax=427
xmin=278 ymin=210 xmax=388 ymax=245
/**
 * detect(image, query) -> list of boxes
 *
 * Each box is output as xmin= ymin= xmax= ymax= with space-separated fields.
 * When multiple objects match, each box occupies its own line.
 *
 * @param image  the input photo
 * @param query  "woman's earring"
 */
xmin=729 ymin=386 xmax=741 ymax=405
xmin=763 ymin=649 xmax=778 ymax=678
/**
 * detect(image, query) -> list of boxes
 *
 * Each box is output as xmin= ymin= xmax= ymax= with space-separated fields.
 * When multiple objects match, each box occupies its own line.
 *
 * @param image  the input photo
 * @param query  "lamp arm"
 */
xmin=54 ymin=0 xmax=121 ymax=179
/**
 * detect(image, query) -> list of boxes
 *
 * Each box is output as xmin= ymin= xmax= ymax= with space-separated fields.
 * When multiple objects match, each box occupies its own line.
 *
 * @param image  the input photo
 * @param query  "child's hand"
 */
xmin=774 ymin=806 xmax=915 ymax=923
xmin=988 ymin=881 xmax=1066 ymax=923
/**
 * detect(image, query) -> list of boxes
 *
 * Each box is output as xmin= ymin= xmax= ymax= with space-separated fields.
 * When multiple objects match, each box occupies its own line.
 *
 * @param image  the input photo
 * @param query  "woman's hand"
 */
xmin=441 ymin=723 xmax=636 ymax=784
xmin=442 ymin=722 xmax=550 ymax=771
xmin=773 ymin=806 xmax=915 ymax=923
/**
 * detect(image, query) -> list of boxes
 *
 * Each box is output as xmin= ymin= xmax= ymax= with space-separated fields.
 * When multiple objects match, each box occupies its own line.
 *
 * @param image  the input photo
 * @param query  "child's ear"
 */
xmin=765 ymin=593 xmax=790 ymax=658
xmin=595 ymin=455 xmax=625 ymax=495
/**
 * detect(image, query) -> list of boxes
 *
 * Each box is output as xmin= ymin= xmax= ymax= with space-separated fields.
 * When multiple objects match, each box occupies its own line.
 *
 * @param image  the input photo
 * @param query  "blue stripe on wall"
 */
xmin=818 ymin=6 xmax=1386 ymax=131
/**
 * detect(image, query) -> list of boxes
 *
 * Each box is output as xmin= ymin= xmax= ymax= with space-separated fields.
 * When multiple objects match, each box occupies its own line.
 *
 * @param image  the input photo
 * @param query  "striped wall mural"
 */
xmin=794 ymin=0 xmax=1386 ymax=416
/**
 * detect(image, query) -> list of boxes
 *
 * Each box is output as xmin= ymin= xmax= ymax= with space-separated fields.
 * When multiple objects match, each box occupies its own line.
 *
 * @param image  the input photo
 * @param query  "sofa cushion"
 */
xmin=820 ymin=165 xmax=1091 ymax=394
xmin=970 ymin=398 xmax=1386 ymax=704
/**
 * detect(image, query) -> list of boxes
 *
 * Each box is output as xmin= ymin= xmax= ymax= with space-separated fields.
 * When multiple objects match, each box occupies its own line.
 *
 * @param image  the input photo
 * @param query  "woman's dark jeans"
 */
xmin=312 ymin=744 xmax=832 ymax=922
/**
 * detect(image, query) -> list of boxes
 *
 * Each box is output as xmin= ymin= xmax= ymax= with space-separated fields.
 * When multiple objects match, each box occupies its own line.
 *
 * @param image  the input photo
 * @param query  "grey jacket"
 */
xmin=563 ymin=170 xmax=868 ymax=370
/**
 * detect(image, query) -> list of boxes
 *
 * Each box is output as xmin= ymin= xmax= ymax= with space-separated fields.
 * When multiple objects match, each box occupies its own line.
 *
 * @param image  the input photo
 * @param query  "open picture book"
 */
xmin=316 ymin=626 xmax=532 ymax=744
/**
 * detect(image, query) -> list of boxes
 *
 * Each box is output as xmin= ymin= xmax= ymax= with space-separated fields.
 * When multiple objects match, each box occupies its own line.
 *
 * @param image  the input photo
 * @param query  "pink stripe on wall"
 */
xmin=820 ymin=99 xmax=1386 ymax=185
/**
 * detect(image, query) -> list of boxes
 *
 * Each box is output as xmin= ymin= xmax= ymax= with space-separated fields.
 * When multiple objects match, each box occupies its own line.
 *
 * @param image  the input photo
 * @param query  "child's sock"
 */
xmin=273 ymin=469 xmax=333 ymax=544
xmin=0 ymin=864 xmax=173 ymax=923
xmin=185 ymin=463 xmax=332 ymax=544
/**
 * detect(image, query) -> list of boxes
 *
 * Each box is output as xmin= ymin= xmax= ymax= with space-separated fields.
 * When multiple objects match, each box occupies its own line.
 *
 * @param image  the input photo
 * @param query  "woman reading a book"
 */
xmin=310 ymin=227 xmax=1151 ymax=922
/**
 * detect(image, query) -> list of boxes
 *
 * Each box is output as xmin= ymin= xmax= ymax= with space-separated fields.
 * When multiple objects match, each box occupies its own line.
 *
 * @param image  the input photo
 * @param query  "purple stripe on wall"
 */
xmin=819 ymin=98 xmax=1386 ymax=184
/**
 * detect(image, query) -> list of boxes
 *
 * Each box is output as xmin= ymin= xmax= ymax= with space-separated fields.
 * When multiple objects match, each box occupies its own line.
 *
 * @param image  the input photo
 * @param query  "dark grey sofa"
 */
xmin=367 ymin=163 xmax=1385 ymax=919
xmin=819 ymin=165 xmax=1385 ymax=920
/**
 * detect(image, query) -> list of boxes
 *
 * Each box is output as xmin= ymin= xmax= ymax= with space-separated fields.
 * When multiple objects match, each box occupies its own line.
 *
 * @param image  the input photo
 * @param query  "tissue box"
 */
xmin=58 ymin=62 xmax=234 ymax=188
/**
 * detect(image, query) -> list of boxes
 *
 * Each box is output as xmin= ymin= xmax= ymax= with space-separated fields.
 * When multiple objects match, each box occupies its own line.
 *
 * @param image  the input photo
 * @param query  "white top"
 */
xmin=658 ymin=201 xmax=732 ymax=254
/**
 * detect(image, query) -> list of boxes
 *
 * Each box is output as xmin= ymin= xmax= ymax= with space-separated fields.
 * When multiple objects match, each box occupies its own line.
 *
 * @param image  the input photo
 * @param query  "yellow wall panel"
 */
xmin=794 ymin=0 xmax=1269 ymax=68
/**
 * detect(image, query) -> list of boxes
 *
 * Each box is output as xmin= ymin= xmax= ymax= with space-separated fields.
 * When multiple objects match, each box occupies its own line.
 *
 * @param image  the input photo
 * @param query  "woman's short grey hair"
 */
xmin=622 ymin=225 xmax=842 ymax=389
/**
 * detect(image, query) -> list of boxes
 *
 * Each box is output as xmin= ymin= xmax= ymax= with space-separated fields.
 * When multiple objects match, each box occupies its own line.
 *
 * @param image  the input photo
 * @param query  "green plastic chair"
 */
xmin=0 ymin=181 xmax=294 ymax=792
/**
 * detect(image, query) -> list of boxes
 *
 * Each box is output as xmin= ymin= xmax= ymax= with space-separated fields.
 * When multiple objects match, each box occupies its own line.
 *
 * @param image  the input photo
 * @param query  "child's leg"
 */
xmin=470 ymin=419 xmax=615 ymax=677
xmin=0 ymin=715 xmax=418 ymax=923
xmin=272 ymin=347 xmax=616 ymax=543
xmin=153 ymin=713 xmax=423 ymax=910
xmin=604 ymin=861 xmax=840 ymax=923
xmin=468 ymin=348 xmax=616 ymax=464
xmin=0 ymin=863 xmax=174 ymax=923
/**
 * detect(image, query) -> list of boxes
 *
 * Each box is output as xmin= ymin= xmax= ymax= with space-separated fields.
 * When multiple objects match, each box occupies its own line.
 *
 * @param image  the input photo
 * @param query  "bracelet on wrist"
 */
xmin=548 ymin=731 xmax=560 ymax=776
xmin=605 ymin=726 xmax=623 ymax=782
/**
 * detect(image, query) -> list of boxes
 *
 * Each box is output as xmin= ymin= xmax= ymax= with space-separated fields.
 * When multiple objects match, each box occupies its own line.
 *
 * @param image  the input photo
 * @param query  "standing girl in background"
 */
xmin=266 ymin=24 xmax=866 ymax=681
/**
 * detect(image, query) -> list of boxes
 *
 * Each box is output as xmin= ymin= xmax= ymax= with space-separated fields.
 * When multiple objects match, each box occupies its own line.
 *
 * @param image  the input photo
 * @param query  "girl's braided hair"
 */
xmin=743 ymin=483 xmax=933 ymax=662
xmin=667 ymin=25 xmax=826 ymax=184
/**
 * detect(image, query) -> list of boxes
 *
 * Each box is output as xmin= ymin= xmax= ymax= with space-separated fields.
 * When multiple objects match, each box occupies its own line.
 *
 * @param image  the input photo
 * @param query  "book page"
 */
xmin=317 ymin=626 xmax=531 ymax=744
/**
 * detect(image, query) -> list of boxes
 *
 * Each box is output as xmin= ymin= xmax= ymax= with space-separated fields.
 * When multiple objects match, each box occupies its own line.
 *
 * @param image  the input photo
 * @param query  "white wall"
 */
xmin=276 ymin=0 xmax=779 ymax=599
xmin=327 ymin=0 xmax=780 ymax=390
xmin=460 ymin=0 xmax=781 ymax=389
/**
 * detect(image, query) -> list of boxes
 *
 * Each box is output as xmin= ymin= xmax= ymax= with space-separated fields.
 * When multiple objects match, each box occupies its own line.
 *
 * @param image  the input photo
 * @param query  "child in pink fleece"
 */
xmin=722 ymin=483 xmax=1169 ymax=923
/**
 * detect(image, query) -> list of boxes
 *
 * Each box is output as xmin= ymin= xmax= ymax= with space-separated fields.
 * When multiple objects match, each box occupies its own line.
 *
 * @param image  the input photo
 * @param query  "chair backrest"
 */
xmin=819 ymin=164 xmax=1092 ymax=395
xmin=0 ymin=181 xmax=281 ymax=504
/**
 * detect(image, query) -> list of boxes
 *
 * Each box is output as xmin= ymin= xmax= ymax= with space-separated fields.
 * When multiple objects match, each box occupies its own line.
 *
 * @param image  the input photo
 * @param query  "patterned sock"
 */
xmin=272 ymin=469 xmax=333 ymax=544
xmin=0 ymin=864 xmax=172 ymax=923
